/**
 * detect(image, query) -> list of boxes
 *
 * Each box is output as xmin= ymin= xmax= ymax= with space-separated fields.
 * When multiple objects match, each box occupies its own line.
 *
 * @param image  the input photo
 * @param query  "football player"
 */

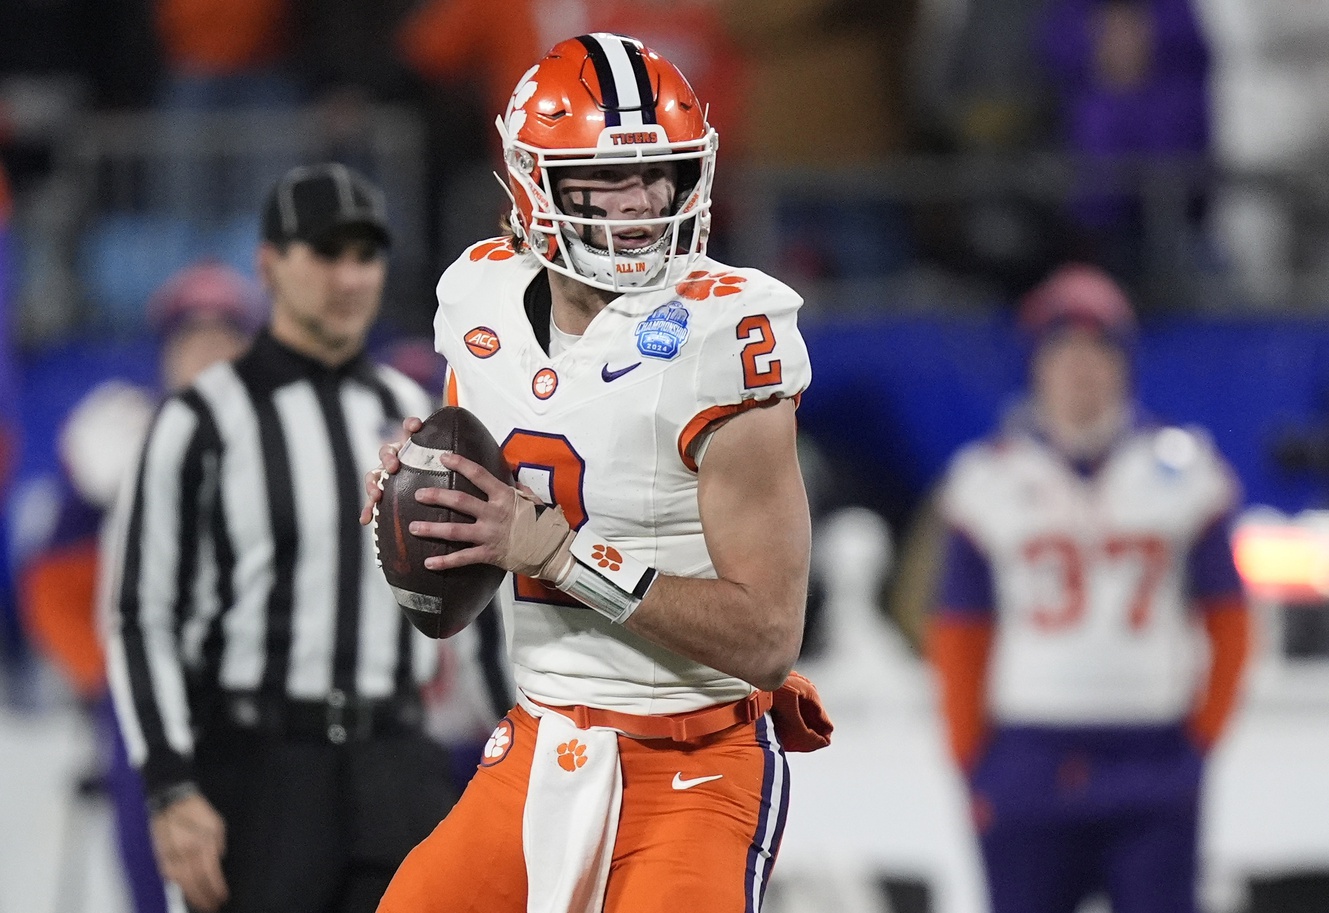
xmin=928 ymin=263 xmax=1250 ymax=913
xmin=362 ymin=33 xmax=830 ymax=913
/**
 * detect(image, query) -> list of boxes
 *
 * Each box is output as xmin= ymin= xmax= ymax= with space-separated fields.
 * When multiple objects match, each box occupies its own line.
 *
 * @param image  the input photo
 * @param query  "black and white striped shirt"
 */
xmin=106 ymin=331 xmax=447 ymax=794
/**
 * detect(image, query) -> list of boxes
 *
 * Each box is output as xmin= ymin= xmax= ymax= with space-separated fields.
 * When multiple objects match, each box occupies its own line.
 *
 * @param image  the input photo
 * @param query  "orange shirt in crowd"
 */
xmin=398 ymin=0 xmax=746 ymax=159
xmin=157 ymin=0 xmax=290 ymax=75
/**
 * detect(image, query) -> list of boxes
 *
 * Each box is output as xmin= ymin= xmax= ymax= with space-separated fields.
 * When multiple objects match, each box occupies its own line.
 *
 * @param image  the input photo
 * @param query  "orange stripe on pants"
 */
xmin=378 ymin=704 xmax=789 ymax=913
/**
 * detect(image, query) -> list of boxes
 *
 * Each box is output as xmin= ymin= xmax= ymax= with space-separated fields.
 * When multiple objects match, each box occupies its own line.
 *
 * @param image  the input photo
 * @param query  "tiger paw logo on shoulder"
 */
xmin=469 ymin=238 xmax=517 ymax=262
xmin=677 ymin=270 xmax=745 ymax=300
xmin=635 ymin=302 xmax=690 ymax=360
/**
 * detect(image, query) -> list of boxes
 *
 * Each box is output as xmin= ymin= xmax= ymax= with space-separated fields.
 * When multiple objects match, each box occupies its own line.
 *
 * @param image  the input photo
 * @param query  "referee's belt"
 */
xmin=218 ymin=690 xmax=423 ymax=745
xmin=530 ymin=690 xmax=773 ymax=742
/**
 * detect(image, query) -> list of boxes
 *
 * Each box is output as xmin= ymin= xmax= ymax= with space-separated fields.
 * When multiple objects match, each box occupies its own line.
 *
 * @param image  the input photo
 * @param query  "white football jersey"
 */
xmin=433 ymin=239 xmax=812 ymax=714
xmin=940 ymin=422 xmax=1239 ymax=724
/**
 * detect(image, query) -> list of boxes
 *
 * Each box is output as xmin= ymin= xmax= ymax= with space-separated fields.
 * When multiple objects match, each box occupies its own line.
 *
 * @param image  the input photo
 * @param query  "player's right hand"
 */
xmin=360 ymin=415 xmax=424 ymax=526
xmin=150 ymin=790 xmax=229 ymax=912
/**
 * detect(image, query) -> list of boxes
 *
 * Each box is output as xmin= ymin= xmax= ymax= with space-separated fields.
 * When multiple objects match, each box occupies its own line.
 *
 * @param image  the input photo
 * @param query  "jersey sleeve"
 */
xmin=105 ymin=392 xmax=218 ymax=796
xmin=679 ymin=271 xmax=812 ymax=470
xmin=934 ymin=441 xmax=992 ymax=540
xmin=432 ymin=237 xmax=523 ymax=369
xmin=935 ymin=527 xmax=996 ymax=619
xmin=1175 ymin=426 xmax=1244 ymax=602
xmin=1188 ymin=508 xmax=1244 ymax=603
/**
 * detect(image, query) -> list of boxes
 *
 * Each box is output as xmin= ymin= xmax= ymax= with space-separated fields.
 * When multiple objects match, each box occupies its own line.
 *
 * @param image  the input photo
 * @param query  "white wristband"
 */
xmin=555 ymin=527 xmax=658 ymax=624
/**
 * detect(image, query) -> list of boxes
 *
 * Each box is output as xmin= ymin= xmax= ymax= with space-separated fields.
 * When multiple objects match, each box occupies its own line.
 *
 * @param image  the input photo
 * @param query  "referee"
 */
xmin=106 ymin=163 xmax=484 ymax=913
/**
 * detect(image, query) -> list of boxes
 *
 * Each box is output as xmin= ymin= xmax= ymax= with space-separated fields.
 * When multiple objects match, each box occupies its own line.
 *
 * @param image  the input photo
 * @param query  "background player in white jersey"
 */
xmin=927 ymin=263 xmax=1251 ymax=913
xmin=361 ymin=33 xmax=830 ymax=913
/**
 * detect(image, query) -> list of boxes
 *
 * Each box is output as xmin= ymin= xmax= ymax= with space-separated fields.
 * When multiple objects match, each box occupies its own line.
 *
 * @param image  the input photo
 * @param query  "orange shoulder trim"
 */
xmin=677 ymin=394 xmax=801 ymax=472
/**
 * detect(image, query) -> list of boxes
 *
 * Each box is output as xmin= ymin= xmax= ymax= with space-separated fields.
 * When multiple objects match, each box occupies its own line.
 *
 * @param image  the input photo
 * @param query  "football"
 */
xmin=373 ymin=406 xmax=513 ymax=638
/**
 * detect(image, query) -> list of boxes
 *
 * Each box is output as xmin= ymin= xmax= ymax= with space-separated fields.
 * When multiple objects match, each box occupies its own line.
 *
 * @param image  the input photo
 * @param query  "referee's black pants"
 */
xmin=192 ymin=723 xmax=457 ymax=913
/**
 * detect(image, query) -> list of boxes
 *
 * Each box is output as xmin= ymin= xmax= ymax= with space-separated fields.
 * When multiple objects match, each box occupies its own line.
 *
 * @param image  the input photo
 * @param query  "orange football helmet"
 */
xmin=495 ymin=33 xmax=718 ymax=292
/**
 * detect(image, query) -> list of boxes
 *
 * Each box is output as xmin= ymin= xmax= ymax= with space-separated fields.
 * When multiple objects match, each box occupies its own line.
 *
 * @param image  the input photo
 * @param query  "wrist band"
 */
xmin=555 ymin=527 xmax=658 ymax=624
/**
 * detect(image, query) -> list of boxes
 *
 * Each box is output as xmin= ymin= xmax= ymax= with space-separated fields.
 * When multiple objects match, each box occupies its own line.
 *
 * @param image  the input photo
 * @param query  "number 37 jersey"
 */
xmin=938 ymin=421 xmax=1242 ymax=725
xmin=432 ymin=241 xmax=812 ymax=715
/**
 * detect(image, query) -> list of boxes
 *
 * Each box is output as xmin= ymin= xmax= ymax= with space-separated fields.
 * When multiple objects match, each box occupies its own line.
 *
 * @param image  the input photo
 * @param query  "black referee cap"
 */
xmin=261 ymin=163 xmax=391 ymax=249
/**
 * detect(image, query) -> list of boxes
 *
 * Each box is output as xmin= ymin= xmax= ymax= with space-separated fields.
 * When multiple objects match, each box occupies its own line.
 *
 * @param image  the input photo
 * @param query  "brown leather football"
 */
xmin=373 ymin=406 xmax=513 ymax=638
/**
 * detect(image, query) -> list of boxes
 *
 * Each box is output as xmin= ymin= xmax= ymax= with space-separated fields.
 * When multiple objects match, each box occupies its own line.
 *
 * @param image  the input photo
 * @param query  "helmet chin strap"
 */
xmin=560 ymin=224 xmax=673 ymax=291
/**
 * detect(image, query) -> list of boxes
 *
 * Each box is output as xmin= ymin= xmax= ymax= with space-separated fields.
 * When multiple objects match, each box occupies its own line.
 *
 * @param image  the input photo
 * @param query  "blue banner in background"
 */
xmin=798 ymin=314 xmax=1329 ymax=520
xmin=10 ymin=314 xmax=1329 ymax=532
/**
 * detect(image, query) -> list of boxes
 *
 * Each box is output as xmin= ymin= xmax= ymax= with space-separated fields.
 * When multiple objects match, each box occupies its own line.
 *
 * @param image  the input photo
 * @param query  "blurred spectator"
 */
xmin=1 ymin=161 xmax=27 ymax=703
xmin=18 ymin=261 xmax=261 ymax=913
xmin=1200 ymin=0 xmax=1329 ymax=305
xmin=927 ymin=263 xmax=1249 ymax=913
xmin=395 ymin=0 xmax=574 ymax=267
xmin=908 ymin=0 xmax=1071 ymax=295
xmin=399 ymin=1 xmax=745 ymax=145
xmin=0 ymin=0 xmax=157 ymax=110
xmin=722 ymin=0 xmax=916 ymax=166
xmin=912 ymin=0 xmax=1057 ymax=152
xmin=146 ymin=260 xmax=266 ymax=389
xmin=1039 ymin=0 xmax=1212 ymax=287
xmin=720 ymin=0 xmax=920 ymax=283
xmin=0 ymin=164 xmax=17 ymax=488
xmin=291 ymin=1 xmax=417 ymax=99
xmin=396 ymin=2 xmax=746 ymax=266
xmin=155 ymin=0 xmax=293 ymax=99
xmin=152 ymin=0 xmax=303 ymax=216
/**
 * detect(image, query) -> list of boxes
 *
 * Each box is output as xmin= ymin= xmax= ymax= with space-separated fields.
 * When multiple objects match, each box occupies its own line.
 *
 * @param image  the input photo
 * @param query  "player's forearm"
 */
xmin=623 ymin=573 xmax=805 ymax=692
xmin=927 ymin=615 xmax=994 ymax=771
xmin=1190 ymin=596 xmax=1250 ymax=748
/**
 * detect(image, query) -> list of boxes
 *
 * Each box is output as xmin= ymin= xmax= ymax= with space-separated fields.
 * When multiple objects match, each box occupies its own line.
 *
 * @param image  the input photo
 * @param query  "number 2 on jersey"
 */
xmin=500 ymin=430 xmax=587 ymax=606
xmin=1024 ymin=534 xmax=1171 ymax=632
xmin=737 ymin=315 xmax=782 ymax=389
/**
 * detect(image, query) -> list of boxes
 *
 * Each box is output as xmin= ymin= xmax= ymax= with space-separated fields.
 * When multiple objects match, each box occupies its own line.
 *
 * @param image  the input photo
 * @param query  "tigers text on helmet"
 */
xmin=495 ymin=33 xmax=718 ymax=293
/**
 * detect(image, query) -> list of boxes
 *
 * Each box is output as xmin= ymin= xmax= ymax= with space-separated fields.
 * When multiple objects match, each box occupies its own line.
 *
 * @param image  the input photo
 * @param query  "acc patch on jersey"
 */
xmin=635 ymin=302 xmax=690 ymax=360
xmin=464 ymin=326 xmax=501 ymax=358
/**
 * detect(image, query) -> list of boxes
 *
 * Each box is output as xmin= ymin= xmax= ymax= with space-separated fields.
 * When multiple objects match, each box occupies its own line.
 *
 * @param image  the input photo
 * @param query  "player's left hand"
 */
xmin=359 ymin=415 xmax=423 ymax=526
xmin=411 ymin=451 xmax=574 ymax=580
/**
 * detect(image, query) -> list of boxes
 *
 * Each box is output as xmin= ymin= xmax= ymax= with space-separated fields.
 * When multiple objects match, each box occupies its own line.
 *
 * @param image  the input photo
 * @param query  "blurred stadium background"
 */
xmin=3 ymin=1 xmax=1329 ymax=911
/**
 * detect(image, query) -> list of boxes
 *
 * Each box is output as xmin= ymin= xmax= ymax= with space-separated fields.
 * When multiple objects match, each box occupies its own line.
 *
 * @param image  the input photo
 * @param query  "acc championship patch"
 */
xmin=636 ymin=302 xmax=690 ymax=360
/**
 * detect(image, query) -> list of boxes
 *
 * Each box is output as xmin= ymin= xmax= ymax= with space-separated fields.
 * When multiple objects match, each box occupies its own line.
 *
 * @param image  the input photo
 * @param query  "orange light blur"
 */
xmin=1233 ymin=525 xmax=1329 ymax=601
